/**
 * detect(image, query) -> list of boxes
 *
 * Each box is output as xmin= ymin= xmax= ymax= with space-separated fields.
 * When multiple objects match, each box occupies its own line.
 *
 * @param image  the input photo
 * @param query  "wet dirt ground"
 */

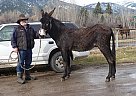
xmin=0 ymin=64 xmax=136 ymax=96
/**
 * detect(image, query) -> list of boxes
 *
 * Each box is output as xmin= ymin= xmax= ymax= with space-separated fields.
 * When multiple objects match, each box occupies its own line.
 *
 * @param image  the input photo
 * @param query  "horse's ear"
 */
xmin=48 ymin=8 xmax=56 ymax=16
xmin=41 ymin=9 xmax=44 ymax=17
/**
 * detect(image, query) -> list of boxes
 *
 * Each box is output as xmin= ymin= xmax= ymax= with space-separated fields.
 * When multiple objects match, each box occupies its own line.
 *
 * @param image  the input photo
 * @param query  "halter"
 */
xmin=49 ymin=19 xmax=52 ymax=31
xmin=41 ymin=19 xmax=52 ymax=35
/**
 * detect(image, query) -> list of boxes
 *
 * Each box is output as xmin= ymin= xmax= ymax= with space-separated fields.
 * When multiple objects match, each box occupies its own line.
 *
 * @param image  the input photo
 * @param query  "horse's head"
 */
xmin=40 ymin=8 xmax=56 ymax=35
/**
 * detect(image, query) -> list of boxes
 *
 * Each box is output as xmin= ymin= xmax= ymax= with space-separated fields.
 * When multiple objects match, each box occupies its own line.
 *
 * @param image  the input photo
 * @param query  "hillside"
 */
xmin=0 ymin=0 xmax=136 ymax=15
xmin=0 ymin=0 xmax=77 ymax=15
xmin=85 ymin=2 xmax=136 ymax=14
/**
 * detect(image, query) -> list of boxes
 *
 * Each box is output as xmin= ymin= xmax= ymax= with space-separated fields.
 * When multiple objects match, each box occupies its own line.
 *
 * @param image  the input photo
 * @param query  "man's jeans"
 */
xmin=16 ymin=49 xmax=32 ymax=73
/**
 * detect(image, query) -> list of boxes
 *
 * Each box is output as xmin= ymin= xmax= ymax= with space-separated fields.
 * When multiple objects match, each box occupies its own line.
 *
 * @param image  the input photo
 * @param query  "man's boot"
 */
xmin=17 ymin=72 xmax=25 ymax=84
xmin=25 ymin=70 xmax=37 ymax=80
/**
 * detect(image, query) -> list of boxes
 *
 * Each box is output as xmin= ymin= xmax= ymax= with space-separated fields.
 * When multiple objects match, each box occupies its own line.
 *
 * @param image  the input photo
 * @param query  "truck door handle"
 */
xmin=49 ymin=41 xmax=54 ymax=44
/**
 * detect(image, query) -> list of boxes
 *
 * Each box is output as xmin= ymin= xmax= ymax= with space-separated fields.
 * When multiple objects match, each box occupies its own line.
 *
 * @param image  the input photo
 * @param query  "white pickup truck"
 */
xmin=0 ymin=22 xmax=90 ymax=72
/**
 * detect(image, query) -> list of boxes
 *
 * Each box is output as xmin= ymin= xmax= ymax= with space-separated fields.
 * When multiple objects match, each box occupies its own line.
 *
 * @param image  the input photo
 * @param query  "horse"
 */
xmin=118 ymin=25 xmax=130 ymax=39
xmin=40 ymin=8 xmax=116 ymax=82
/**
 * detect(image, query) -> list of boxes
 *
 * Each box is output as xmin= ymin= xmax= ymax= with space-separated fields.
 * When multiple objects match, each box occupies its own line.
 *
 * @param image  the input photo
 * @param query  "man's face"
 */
xmin=20 ymin=20 xmax=28 ymax=26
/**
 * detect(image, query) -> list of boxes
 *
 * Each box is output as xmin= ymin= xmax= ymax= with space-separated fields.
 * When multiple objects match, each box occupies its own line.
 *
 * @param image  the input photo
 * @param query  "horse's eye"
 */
xmin=46 ymin=24 xmax=49 ymax=26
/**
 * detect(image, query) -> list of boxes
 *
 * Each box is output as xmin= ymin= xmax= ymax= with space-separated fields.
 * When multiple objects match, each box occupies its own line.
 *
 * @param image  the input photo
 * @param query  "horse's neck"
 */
xmin=49 ymin=20 xmax=64 ymax=41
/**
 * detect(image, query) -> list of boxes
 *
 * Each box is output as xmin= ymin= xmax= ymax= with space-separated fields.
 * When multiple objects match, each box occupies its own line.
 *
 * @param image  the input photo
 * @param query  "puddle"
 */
xmin=129 ymin=73 xmax=136 ymax=79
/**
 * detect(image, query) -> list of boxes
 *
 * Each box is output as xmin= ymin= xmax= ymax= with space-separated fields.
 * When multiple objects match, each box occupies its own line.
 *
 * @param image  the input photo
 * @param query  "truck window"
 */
xmin=64 ymin=23 xmax=78 ymax=29
xmin=31 ymin=24 xmax=50 ymax=38
xmin=30 ymin=24 xmax=41 ymax=32
xmin=0 ymin=25 xmax=17 ymax=41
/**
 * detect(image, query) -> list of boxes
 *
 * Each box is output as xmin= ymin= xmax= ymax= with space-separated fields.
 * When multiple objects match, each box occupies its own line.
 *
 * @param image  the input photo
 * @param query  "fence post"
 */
xmin=115 ymin=29 xmax=119 ymax=49
xmin=113 ymin=28 xmax=119 ymax=49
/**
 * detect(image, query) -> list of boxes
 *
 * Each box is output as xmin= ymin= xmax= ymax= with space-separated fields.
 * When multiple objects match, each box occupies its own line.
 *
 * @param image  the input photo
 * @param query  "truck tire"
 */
xmin=50 ymin=51 xmax=64 ymax=73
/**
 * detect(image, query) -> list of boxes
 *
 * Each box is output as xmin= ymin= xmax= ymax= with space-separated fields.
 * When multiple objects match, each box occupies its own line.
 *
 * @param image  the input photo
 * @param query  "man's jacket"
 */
xmin=11 ymin=24 xmax=39 ymax=50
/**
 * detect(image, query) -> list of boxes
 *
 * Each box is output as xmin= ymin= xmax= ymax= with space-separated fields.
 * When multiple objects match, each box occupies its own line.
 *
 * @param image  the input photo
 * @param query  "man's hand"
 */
xmin=13 ymin=48 xmax=18 ymax=53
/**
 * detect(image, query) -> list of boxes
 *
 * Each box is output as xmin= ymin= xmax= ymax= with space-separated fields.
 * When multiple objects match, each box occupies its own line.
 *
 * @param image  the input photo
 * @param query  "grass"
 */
xmin=118 ymin=38 xmax=136 ymax=43
xmin=116 ymin=47 xmax=136 ymax=63
xmin=73 ymin=47 xmax=136 ymax=65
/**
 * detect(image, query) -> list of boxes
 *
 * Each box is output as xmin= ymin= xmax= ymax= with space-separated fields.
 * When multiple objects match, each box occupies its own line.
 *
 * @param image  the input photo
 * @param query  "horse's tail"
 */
xmin=70 ymin=51 xmax=73 ymax=60
xmin=111 ymin=28 xmax=116 ymax=60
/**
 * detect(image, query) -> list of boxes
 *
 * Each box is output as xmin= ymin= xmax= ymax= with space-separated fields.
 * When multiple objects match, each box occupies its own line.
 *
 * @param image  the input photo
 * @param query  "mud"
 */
xmin=0 ymin=64 xmax=136 ymax=96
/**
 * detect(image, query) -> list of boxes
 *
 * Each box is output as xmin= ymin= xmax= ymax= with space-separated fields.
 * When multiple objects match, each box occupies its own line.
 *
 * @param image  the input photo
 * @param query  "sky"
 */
xmin=60 ymin=0 xmax=134 ymax=6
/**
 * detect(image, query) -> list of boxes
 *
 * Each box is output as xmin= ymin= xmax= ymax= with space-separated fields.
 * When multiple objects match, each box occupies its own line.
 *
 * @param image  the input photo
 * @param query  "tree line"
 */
xmin=78 ymin=2 xmax=136 ymax=28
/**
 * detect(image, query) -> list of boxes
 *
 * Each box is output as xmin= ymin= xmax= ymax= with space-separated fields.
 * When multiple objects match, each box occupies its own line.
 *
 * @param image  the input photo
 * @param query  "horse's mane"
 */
xmin=51 ymin=16 xmax=65 ymax=28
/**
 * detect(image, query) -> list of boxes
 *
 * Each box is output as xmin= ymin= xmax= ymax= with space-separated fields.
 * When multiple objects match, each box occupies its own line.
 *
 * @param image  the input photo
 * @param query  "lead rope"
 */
xmin=8 ymin=38 xmax=42 ymax=71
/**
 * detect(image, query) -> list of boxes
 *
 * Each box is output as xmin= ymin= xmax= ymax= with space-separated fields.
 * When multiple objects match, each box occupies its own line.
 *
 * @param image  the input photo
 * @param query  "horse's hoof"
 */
xmin=61 ymin=77 xmax=65 ymax=82
xmin=111 ymin=76 xmax=115 ymax=81
xmin=67 ymin=75 xmax=70 ymax=78
xmin=105 ymin=78 xmax=110 ymax=82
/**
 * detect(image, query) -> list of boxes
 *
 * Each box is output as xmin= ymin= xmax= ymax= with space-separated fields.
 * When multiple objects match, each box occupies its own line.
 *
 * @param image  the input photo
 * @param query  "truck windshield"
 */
xmin=0 ymin=25 xmax=2 ymax=29
xmin=64 ymin=23 xmax=78 ymax=29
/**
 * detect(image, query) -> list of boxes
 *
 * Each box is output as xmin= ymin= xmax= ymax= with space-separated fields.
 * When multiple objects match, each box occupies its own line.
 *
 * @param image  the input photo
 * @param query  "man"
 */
xmin=11 ymin=14 xmax=39 ymax=84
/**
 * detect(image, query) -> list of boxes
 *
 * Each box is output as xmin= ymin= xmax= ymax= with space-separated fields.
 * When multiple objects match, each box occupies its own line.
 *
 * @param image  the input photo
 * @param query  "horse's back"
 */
xmin=70 ymin=24 xmax=113 ymax=51
xmin=91 ymin=24 xmax=112 ymax=33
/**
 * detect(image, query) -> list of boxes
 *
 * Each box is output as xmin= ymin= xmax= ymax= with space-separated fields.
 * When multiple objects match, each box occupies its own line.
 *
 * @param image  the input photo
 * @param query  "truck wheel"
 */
xmin=50 ymin=51 xmax=64 ymax=73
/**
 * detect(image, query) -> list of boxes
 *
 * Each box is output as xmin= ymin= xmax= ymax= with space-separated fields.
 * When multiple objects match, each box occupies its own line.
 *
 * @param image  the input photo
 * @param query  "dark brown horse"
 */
xmin=118 ymin=25 xmax=130 ymax=39
xmin=40 ymin=8 xmax=116 ymax=82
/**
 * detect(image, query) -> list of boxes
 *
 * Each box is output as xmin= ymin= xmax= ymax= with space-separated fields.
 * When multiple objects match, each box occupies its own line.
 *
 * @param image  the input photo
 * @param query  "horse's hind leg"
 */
xmin=111 ymin=60 xmax=116 ymax=80
xmin=98 ymin=46 xmax=116 ymax=82
xmin=67 ymin=51 xmax=72 ymax=78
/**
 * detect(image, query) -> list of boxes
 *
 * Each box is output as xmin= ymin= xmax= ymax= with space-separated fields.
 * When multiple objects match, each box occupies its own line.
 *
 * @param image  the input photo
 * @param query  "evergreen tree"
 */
xmin=105 ymin=3 xmax=112 ymax=14
xmin=100 ymin=15 xmax=105 ymax=23
xmin=79 ymin=7 xmax=89 ymax=27
xmin=93 ymin=2 xmax=102 ymax=15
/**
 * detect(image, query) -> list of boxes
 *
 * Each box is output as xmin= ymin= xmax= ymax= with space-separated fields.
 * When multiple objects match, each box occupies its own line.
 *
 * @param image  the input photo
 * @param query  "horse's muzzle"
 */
xmin=39 ymin=28 xmax=46 ymax=36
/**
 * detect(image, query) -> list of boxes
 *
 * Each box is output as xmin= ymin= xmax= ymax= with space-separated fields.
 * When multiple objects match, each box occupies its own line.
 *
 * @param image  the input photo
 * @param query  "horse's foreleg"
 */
xmin=61 ymin=61 xmax=67 ymax=81
xmin=67 ymin=61 xmax=71 ymax=79
xmin=126 ymin=33 xmax=127 ymax=39
xmin=121 ymin=34 xmax=123 ymax=39
xmin=61 ymin=51 xmax=70 ymax=81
